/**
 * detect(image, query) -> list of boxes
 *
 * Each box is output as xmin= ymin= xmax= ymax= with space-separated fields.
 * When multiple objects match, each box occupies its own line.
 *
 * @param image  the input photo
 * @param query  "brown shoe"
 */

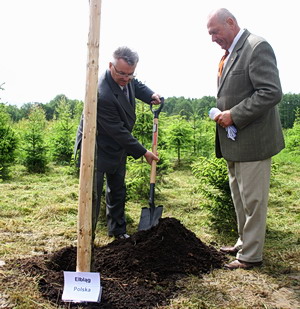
xmin=224 ymin=259 xmax=263 ymax=270
xmin=220 ymin=246 xmax=239 ymax=255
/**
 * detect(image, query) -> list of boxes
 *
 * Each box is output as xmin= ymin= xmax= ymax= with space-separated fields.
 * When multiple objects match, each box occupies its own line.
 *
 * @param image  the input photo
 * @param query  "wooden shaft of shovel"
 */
xmin=150 ymin=117 xmax=159 ymax=184
xmin=76 ymin=0 xmax=102 ymax=273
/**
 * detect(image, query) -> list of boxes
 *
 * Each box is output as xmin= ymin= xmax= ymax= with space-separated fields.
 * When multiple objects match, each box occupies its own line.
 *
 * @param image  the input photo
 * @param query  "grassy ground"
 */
xmin=0 ymin=154 xmax=299 ymax=308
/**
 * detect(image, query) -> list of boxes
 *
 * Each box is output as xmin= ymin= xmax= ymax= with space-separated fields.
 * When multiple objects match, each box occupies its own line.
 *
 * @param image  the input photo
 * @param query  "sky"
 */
xmin=0 ymin=0 xmax=299 ymax=106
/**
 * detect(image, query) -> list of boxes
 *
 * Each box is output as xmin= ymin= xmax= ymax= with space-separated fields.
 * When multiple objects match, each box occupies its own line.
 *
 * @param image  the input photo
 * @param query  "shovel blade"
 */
xmin=138 ymin=206 xmax=163 ymax=231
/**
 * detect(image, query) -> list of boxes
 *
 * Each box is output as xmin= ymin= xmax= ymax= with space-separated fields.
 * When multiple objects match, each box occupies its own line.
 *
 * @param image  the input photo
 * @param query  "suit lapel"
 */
xmin=127 ymin=82 xmax=136 ymax=107
xmin=218 ymin=30 xmax=250 ymax=93
xmin=218 ymin=52 xmax=237 ymax=87
xmin=105 ymin=71 xmax=135 ymax=119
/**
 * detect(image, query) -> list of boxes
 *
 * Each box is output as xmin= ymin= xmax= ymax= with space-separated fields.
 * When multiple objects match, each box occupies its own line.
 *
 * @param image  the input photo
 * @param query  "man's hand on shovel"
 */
xmin=144 ymin=150 xmax=159 ymax=165
xmin=150 ymin=93 xmax=161 ymax=105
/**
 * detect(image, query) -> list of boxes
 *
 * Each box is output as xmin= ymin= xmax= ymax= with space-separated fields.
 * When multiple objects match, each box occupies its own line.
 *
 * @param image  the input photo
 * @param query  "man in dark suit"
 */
xmin=75 ymin=46 xmax=161 ymax=240
xmin=207 ymin=9 xmax=284 ymax=269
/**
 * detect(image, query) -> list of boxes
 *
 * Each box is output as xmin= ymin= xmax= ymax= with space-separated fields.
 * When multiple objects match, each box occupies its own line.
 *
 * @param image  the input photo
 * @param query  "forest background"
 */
xmin=0 ymin=91 xmax=299 ymax=179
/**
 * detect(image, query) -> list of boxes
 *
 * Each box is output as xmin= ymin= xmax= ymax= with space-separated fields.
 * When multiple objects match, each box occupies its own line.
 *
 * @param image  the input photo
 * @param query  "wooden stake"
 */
xmin=76 ymin=0 xmax=102 ymax=272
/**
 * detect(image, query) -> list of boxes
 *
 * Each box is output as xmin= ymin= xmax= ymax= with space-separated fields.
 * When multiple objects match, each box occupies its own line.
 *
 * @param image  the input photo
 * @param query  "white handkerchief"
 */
xmin=209 ymin=107 xmax=221 ymax=120
xmin=209 ymin=108 xmax=237 ymax=141
xmin=226 ymin=125 xmax=237 ymax=141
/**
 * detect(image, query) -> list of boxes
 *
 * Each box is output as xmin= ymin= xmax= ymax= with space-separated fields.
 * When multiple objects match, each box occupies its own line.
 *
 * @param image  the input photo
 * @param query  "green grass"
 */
xmin=0 ymin=158 xmax=299 ymax=308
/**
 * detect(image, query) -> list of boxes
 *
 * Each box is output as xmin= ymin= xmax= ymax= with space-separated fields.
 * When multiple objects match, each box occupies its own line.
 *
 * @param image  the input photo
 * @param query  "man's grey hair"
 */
xmin=210 ymin=8 xmax=237 ymax=24
xmin=113 ymin=46 xmax=139 ymax=66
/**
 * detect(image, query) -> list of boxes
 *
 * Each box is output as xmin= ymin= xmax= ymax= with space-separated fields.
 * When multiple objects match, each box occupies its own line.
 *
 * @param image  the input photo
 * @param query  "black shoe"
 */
xmin=115 ymin=233 xmax=130 ymax=240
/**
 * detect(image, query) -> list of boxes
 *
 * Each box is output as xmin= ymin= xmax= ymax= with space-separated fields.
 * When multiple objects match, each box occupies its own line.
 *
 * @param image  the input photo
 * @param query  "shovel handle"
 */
xmin=150 ymin=117 xmax=158 ymax=184
xmin=150 ymin=97 xmax=164 ymax=119
xmin=149 ymin=183 xmax=155 ymax=207
xmin=149 ymin=98 xmax=163 ymax=206
xmin=149 ymin=112 xmax=159 ymax=206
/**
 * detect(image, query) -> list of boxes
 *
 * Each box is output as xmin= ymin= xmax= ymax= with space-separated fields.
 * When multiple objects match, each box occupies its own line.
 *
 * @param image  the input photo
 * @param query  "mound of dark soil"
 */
xmin=5 ymin=217 xmax=227 ymax=308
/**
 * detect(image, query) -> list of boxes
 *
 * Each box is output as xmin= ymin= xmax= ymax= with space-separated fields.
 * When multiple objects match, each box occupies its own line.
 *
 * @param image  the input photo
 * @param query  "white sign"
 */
xmin=62 ymin=271 xmax=102 ymax=303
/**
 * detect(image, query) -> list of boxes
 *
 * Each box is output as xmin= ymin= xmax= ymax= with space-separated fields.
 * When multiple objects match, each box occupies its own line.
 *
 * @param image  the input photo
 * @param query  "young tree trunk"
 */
xmin=77 ymin=0 xmax=102 ymax=272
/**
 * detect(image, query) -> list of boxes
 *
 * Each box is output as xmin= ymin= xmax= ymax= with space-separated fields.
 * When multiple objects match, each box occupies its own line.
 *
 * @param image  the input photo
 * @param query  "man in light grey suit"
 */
xmin=207 ymin=8 xmax=284 ymax=269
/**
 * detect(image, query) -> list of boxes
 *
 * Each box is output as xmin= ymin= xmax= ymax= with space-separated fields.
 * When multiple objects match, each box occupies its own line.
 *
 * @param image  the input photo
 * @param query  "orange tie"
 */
xmin=218 ymin=50 xmax=229 ymax=77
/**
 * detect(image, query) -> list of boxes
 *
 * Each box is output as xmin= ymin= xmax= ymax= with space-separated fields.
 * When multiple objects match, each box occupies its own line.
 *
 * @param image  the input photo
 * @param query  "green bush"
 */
xmin=126 ymin=150 xmax=171 ymax=201
xmin=164 ymin=115 xmax=193 ymax=165
xmin=192 ymin=156 xmax=280 ymax=234
xmin=285 ymin=108 xmax=300 ymax=155
xmin=132 ymin=101 xmax=153 ymax=148
xmin=191 ymin=156 xmax=236 ymax=233
xmin=126 ymin=159 xmax=150 ymax=201
xmin=50 ymin=98 xmax=76 ymax=165
xmin=23 ymin=105 xmax=48 ymax=173
xmin=0 ymin=104 xmax=18 ymax=179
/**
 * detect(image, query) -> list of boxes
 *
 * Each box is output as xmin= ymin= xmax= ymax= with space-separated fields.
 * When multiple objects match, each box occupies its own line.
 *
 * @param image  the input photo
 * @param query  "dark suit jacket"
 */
xmin=75 ymin=70 xmax=154 ymax=173
xmin=216 ymin=29 xmax=285 ymax=161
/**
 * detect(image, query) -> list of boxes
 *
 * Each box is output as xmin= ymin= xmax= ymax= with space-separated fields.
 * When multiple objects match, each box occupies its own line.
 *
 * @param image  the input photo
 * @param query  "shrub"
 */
xmin=0 ymin=104 xmax=18 ymax=179
xmin=126 ymin=159 xmax=151 ymax=201
xmin=191 ymin=156 xmax=236 ymax=234
xmin=50 ymin=98 xmax=76 ymax=165
xmin=285 ymin=108 xmax=300 ymax=155
xmin=192 ymin=156 xmax=280 ymax=234
xmin=165 ymin=115 xmax=193 ymax=165
xmin=126 ymin=150 xmax=171 ymax=201
xmin=23 ymin=105 xmax=48 ymax=173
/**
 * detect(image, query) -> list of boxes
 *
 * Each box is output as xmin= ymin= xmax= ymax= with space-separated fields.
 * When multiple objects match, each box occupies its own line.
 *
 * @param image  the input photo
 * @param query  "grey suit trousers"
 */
xmin=227 ymin=158 xmax=271 ymax=262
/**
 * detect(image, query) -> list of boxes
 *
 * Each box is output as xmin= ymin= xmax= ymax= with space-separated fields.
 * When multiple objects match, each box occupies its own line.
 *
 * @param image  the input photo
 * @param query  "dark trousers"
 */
xmin=92 ymin=156 xmax=127 ymax=238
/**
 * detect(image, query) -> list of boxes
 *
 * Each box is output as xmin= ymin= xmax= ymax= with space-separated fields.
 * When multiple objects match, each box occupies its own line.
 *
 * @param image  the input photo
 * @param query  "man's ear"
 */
xmin=227 ymin=17 xmax=234 ymax=28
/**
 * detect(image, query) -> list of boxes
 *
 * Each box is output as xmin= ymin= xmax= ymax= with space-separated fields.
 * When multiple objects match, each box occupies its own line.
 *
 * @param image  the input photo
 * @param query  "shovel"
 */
xmin=138 ymin=98 xmax=164 ymax=231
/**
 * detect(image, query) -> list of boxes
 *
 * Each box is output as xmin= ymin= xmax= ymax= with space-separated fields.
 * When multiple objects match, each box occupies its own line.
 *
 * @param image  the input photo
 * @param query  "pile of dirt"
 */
xmin=5 ymin=217 xmax=227 ymax=308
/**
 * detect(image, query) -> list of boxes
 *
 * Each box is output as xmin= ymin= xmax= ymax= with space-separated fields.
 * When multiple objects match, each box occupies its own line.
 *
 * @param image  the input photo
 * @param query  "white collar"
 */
xmin=228 ymin=28 xmax=245 ymax=54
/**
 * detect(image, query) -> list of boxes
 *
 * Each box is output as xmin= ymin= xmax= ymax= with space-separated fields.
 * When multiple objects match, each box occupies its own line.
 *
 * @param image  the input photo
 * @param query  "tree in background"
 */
xmin=42 ymin=95 xmax=84 ymax=121
xmin=179 ymin=100 xmax=202 ymax=155
xmin=6 ymin=102 xmax=42 ymax=122
xmin=178 ymin=101 xmax=215 ymax=157
xmin=3 ymin=95 xmax=84 ymax=123
xmin=285 ymin=108 xmax=300 ymax=155
xmin=5 ymin=104 xmax=24 ymax=122
xmin=164 ymin=96 xmax=216 ymax=119
xmin=49 ymin=97 xmax=77 ymax=165
xmin=22 ymin=105 xmax=48 ymax=173
xmin=193 ymin=117 xmax=215 ymax=157
xmin=3 ymin=93 xmax=300 ymax=129
xmin=0 ymin=82 xmax=4 ymax=100
xmin=20 ymin=103 xmax=37 ymax=119
xmin=165 ymin=115 xmax=193 ymax=165
xmin=279 ymin=93 xmax=300 ymax=128
xmin=132 ymin=101 xmax=153 ymax=150
xmin=42 ymin=94 xmax=67 ymax=120
xmin=0 ymin=103 xmax=17 ymax=179
xmin=2 ymin=93 xmax=300 ymax=173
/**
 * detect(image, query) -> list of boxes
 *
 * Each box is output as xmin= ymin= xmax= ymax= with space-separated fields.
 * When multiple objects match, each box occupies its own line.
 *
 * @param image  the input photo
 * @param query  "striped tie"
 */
xmin=218 ymin=50 xmax=229 ymax=77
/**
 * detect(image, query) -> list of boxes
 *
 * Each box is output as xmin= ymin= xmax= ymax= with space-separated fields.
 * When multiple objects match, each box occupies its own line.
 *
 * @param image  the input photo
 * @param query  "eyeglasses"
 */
xmin=112 ymin=64 xmax=136 ymax=79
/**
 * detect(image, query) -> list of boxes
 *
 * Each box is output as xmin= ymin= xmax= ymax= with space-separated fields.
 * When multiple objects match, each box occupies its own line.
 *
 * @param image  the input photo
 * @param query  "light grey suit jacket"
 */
xmin=216 ymin=29 xmax=285 ymax=161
